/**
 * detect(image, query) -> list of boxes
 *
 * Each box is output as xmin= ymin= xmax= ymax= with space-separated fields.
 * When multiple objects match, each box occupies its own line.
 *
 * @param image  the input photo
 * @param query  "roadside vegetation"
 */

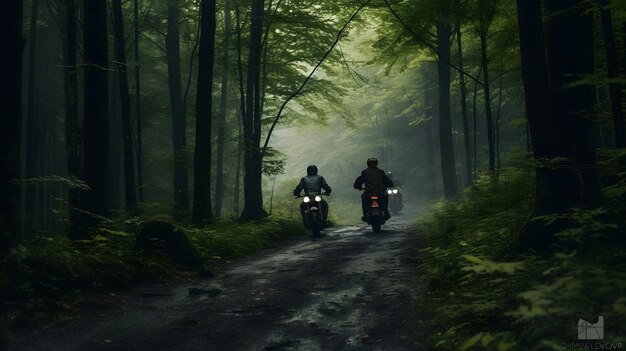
xmin=415 ymin=167 xmax=626 ymax=350
xmin=0 ymin=215 xmax=302 ymax=339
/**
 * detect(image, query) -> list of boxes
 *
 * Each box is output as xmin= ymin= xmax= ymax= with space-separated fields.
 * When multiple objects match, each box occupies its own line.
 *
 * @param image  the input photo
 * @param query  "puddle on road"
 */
xmin=284 ymin=286 xmax=366 ymax=329
xmin=262 ymin=333 xmax=321 ymax=351
xmin=251 ymin=286 xmax=374 ymax=350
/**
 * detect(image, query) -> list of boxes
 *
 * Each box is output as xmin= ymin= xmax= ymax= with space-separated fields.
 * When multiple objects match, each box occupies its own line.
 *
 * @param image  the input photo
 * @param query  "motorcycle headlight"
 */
xmin=315 ymin=195 xmax=322 ymax=202
xmin=393 ymin=189 xmax=398 ymax=194
xmin=303 ymin=196 xmax=310 ymax=203
xmin=387 ymin=189 xmax=392 ymax=195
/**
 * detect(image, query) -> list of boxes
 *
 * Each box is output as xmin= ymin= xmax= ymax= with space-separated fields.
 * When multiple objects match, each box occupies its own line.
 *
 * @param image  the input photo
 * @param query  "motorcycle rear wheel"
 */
xmin=370 ymin=216 xmax=382 ymax=232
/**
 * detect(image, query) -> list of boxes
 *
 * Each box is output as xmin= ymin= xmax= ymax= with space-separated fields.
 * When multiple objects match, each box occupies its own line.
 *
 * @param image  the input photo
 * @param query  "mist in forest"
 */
xmin=0 ymin=0 xmax=532 ymax=238
xmin=3 ymin=0 xmax=626 ymax=348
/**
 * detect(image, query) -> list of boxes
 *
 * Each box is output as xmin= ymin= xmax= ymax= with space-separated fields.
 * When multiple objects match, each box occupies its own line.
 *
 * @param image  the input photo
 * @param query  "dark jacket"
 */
xmin=294 ymin=175 xmax=332 ymax=196
xmin=353 ymin=167 xmax=394 ymax=195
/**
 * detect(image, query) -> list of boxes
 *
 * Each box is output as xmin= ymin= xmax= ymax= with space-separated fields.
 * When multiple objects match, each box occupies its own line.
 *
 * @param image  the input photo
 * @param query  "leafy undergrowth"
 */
xmin=415 ymin=169 xmax=626 ymax=350
xmin=0 ymin=217 xmax=302 ymax=337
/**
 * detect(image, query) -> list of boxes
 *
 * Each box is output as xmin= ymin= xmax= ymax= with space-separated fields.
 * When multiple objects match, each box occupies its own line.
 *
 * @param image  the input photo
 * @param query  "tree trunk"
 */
xmin=108 ymin=79 xmax=122 ymax=209
xmin=62 ymin=0 xmax=81 ymax=239
xmin=472 ymin=67 xmax=481 ymax=176
xmin=134 ymin=0 xmax=144 ymax=202
xmin=423 ymin=73 xmax=438 ymax=199
xmin=496 ymin=64 xmax=503 ymax=170
xmin=0 ymin=0 xmax=24 ymax=250
xmin=234 ymin=1 xmax=244 ymax=215
xmin=598 ymin=0 xmax=625 ymax=148
xmin=479 ymin=30 xmax=496 ymax=176
xmin=512 ymin=0 xmax=601 ymax=252
xmin=112 ymin=0 xmax=138 ymax=211
xmin=623 ymin=21 xmax=626 ymax=76
xmin=545 ymin=0 xmax=604 ymax=208
xmin=167 ymin=2 xmax=189 ymax=214
xmin=436 ymin=20 xmax=458 ymax=199
xmin=80 ymin=0 xmax=109 ymax=236
xmin=192 ymin=0 xmax=217 ymax=223
xmin=455 ymin=8 xmax=472 ymax=187
xmin=241 ymin=0 xmax=266 ymax=220
xmin=215 ymin=0 xmax=232 ymax=217
xmin=25 ymin=0 xmax=39 ymax=221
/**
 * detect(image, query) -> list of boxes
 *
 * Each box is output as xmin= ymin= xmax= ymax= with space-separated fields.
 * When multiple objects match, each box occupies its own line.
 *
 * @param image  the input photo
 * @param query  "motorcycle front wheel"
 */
xmin=311 ymin=213 xmax=321 ymax=237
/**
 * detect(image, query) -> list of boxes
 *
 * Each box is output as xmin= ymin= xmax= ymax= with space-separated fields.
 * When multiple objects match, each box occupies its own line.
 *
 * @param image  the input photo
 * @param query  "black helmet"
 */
xmin=307 ymin=165 xmax=318 ymax=175
xmin=387 ymin=171 xmax=394 ymax=180
xmin=367 ymin=157 xmax=378 ymax=167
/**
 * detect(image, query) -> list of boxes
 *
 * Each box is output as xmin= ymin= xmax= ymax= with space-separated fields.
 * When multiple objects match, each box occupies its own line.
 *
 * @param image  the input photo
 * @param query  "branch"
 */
xmin=260 ymin=0 xmax=372 ymax=159
xmin=140 ymin=32 xmax=166 ymax=52
xmin=183 ymin=3 xmax=202 ymax=110
xmin=402 ymin=86 xmax=421 ymax=116
xmin=383 ymin=0 xmax=484 ymax=87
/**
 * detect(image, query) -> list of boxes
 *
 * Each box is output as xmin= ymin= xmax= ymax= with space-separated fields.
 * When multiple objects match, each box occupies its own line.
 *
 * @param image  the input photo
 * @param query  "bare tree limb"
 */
xmin=260 ymin=0 xmax=372 ymax=159
xmin=383 ymin=0 xmax=484 ymax=87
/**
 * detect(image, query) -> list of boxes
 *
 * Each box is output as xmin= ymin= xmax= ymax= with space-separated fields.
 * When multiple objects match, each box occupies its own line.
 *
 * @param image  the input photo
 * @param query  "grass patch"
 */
xmin=415 ymin=168 xmax=626 ymax=350
xmin=0 ymin=216 xmax=302 ymax=338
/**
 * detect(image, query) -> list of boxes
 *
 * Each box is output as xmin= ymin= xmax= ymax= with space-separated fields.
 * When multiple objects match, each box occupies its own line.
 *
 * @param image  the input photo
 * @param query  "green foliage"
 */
xmin=262 ymin=147 xmax=286 ymax=176
xmin=0 ymin=216 xmax=302 ymax=333
xmin=12 ymin=174 xmax=90 ymax=190
xmin=415 ymin=168 xmax=626 ymax=350
xmin=186 ymin=218 xmax=301 ymax=261
xmin=598 ymin=148 xmax=626 ymax=218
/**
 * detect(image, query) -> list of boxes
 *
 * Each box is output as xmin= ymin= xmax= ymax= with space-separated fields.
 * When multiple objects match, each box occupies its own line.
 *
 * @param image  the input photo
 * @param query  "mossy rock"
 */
xmin=135 ymin=215 xmax=202 ymax=268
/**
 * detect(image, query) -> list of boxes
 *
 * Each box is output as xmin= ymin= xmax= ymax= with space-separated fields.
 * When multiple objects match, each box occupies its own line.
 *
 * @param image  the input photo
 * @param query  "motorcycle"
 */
xmin=365 ymin=193 xmax=386 ymax=232
xmin=297 ymin=193 xmax=328 ymax=237
xmin=387 ymin=187 xmax=403 ymax=214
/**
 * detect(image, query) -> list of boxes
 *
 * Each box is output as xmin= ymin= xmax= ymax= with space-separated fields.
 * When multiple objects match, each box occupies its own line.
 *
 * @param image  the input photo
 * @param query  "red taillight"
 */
xmin=370 ymin=196 xmax=378 ymax=200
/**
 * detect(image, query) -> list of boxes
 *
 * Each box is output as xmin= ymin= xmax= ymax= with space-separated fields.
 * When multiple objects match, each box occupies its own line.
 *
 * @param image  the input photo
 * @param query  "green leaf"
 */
xmin=460 ymin=333 xmax=483 ymax=351
xmin=98 ymin=228 xmax=131 ymax=237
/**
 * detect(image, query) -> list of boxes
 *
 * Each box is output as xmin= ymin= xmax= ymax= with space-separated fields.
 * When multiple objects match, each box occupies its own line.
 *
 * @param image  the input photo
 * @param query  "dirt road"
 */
xmin=7 ymin=211 xmax=427 ymax=351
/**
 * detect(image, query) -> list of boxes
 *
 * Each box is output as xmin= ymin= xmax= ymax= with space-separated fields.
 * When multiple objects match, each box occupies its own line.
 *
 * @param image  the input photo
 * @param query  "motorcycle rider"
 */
xmin=293 ymin=165 xmax=332 ymax=224
xmin=353 ymin=157 xmax=394 ymax=221
xmin=386 ymin=171 xmax=404 ymax=212
xmin=386 ymin=171 xmax=401 ymax=187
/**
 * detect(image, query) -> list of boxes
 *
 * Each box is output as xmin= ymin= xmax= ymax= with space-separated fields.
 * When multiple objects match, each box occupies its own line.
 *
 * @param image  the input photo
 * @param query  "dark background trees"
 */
xmin=80 ymin=0 xmax=110 ymax=238
xmin=166 ymin=1 xmax=189 ymax=215
xmin=0 ymin=0 xmax=25 ymax=250
xmin=2 ymin=1 xmax=626 ymax=349
xmin=0 ymin=0 xmax=623 ymax=254
xmin=192 ymin=0 xmax=217 ymax=223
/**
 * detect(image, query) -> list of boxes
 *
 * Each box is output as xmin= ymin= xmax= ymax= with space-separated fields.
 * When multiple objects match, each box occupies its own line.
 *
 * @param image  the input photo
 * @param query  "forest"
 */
xmin=1 ymin=0 xmax=626 ymax=349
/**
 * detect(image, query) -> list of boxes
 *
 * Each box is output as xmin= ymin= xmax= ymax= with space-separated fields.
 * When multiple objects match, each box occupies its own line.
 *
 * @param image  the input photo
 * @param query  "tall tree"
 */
xmin=513 ymin=0 xmax=602 ymax=252
xmin=192 ymin=0 xmax=217 ymax=222
xmin=478 ymin=0 xmax=496 ymax=176
xmin=234 ymin=109 xmax=243 ymax=214
xmin=0 ymin=0 xmax=24 ymax=249
xmin=423 ymin=71 xmax=438 ymax=198
xmin=134 ymin=0 xmax=144 ymax=202
xmin=215 ymin=0 xmax=232 ymax=217
xmin=240 ymin=0 xmax=267 ymax=219
xmin=544 ymin=0 xmax=604 ymax=208
xmin=80 ymin=0 xmax=110 ymax=236
xmin=166 ymin=1 xmax=189 ymax=214
xmin=436 ymin=13 xmax=459 ymax=199
xmin=598 ymin=0 xmax=625 ymax=148
xmin=455 ymin=0 xmax=472 ymax=186
xmin=62 ymin=0 xmax=81 ymax=238
xmin=112 ymin=0 xmax=138 ymax=211
xmin=25 ymin=0 xmax=40 ymax=220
